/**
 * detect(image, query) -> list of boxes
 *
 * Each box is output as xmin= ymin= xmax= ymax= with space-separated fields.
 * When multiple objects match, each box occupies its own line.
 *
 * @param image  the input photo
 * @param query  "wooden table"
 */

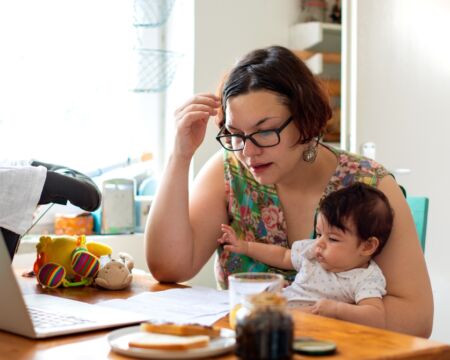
xmin=1 ymin=267 xmax=449 ymax=360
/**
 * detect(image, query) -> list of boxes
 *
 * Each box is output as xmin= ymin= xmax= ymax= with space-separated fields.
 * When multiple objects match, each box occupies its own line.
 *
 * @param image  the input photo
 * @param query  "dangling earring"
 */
xmin=302 ymin=137 xmax=320 ymax=163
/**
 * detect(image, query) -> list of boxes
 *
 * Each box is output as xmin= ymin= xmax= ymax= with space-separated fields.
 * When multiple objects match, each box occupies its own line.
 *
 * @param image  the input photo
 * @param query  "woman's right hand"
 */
xmin=174 ymin=93 xmax=220 ymax=159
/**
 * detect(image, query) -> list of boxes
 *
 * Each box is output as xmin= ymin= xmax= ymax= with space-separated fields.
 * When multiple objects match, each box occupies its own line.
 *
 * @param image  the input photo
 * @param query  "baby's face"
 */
xmin=313 ymin=214 xmax=371 ymax=272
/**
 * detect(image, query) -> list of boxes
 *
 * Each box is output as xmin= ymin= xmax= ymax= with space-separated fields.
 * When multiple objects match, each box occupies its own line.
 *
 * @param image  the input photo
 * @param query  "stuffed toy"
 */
xmin=95 ymin=252 xmax=134 ymax=290
xmin=34 ymin=235 xmax=112 ymax=288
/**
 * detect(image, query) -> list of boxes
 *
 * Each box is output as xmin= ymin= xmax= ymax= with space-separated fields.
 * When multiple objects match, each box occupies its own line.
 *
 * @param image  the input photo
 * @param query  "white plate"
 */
xmin=108 ymin=326 xmax=236 ymax=359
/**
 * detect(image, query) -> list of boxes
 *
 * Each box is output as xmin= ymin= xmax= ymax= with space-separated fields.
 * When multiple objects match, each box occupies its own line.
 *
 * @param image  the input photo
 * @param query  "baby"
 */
xmin=219 ymin=182 xmax=394 ymax=328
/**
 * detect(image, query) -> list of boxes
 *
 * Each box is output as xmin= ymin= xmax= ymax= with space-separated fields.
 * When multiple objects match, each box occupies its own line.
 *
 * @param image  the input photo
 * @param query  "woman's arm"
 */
xmin=311 ymin=298 xmax=386 ymax=329
xmin=376 ymin=175 xmax=433 ymax=337
xmin=145 ymin=94 xmax=228 ymax=283
xmin=219 ymin=224 xmax=294 ymax=270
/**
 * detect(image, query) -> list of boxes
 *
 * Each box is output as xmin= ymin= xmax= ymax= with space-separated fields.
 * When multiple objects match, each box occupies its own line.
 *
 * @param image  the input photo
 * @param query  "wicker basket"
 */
xmin=133 ymin=0 xmax=176 ymax=27
xmin=132 ymin=48 xmax=183 ymax=92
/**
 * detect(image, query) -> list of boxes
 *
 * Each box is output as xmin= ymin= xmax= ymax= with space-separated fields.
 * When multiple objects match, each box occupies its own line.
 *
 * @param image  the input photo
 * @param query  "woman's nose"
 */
xmin=242 ymin=139 xmax=261 ymax=157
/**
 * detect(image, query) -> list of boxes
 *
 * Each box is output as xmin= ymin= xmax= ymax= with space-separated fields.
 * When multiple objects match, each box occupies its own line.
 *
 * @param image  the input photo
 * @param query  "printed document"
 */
xmin=99 ymin=286 xmax=229 ymax=325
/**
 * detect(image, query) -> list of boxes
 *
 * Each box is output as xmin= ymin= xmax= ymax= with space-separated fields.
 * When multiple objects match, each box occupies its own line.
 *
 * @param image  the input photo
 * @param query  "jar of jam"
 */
xmin=235 ymin=292 xmax=293 ymax=360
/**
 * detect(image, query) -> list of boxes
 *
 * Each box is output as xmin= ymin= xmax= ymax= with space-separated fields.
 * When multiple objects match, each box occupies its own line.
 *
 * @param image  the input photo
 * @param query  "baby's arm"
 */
xmin=310 ymin=297 xmax=386 ymax=328
xmin=218 ymin=224 xmax=294 ymax=270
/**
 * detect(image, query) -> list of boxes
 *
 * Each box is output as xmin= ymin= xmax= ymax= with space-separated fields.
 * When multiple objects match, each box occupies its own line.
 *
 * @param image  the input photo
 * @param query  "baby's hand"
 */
xmin=217 ymin=224 xmax=248 ymax=254
xmin=310 ymin=299 xmax=338 ymax=318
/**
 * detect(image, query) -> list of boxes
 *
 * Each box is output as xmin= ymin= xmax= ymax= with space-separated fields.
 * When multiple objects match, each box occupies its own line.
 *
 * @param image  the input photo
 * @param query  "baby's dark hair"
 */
xmin=318 ymin=182 xmax=394 ymax=256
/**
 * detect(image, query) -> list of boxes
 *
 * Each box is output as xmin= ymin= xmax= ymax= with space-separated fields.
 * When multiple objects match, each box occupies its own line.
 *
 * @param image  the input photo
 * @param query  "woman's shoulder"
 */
xmin=194 ymin=150 xmax=224 ymax=188
xmin=326 ymin=146 xmax=390 ymax=187
xmin=198 ymin=150 xmax=224 ymax=173
xmin=333 ymin=146 xmax=387 ymax=170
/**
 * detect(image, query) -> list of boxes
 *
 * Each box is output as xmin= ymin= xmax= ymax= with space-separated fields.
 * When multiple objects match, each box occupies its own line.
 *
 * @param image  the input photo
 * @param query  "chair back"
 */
xmin=406 ymin=197 xmax=429 ymax=252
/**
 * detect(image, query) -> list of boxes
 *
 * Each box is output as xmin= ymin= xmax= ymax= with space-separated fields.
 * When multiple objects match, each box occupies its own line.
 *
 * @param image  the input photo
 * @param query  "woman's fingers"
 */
xmin=176 ymin=104 xmax=217 ymax=124
xmin=178 ymin=111 xmax=210 ymax=126
xmin=175 ymin=94 xmax=220 ymax=137
xmin=172 ymin=93 xmax=221 ymax=158
xmin=175 ymin=94 xmax=220 ymax=117
xmin=180 ymin=103 xmax=218 ymax=114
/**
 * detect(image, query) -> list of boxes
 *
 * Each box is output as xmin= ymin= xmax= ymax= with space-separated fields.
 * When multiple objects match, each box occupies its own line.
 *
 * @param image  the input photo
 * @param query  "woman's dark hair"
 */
xmin=219 ymin=45 xmax=332 ymax=144
xmin=319 ymin=182 xmax=394 ymax=257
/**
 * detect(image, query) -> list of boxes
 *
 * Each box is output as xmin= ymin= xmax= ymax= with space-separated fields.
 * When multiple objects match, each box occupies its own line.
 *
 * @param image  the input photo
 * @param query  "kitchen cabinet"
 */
xmin=289 ymin=21 xmax=342 ymax=144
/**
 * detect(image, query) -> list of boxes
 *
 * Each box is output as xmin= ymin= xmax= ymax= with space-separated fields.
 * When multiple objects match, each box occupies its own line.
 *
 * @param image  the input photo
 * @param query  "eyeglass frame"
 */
xmin=215 ymin=116 xmax=294 ymax=151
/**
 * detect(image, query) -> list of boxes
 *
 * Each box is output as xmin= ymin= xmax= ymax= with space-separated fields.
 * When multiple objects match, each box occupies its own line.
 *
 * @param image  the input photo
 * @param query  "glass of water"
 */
xmin=228 ymin=272 xmax=284 ymax=329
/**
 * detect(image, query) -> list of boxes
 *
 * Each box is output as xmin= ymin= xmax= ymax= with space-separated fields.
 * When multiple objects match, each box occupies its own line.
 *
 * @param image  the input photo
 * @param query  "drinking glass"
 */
xmin=228 ymin=272 xmax=284 ymax=329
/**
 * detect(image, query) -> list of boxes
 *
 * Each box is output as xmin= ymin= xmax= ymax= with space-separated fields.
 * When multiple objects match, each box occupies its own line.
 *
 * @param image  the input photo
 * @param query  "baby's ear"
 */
xmin=361 ymin=236 xmax=380 ymax=256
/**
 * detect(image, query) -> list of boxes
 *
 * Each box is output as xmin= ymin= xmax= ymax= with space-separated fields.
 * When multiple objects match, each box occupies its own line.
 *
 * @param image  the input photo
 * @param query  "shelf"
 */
xmin=321 ymin=22 xmax=342 ymax=32
xmin=289 ymin=22 xmax=341 ymax=50
xmin=321 ymin=79 xmax=341 ymax=97
xmin=289 ymin=21 xmax=342 ymax=145
xmin=293 ymin=52 xmax=342 ymax=76
xmin=323 ymin=133 xmax=340 ymax=143
xmin=298 ymin=52 xmax=323 ymax=75
xmin=294 ymin=50 xmax=341 ymax=64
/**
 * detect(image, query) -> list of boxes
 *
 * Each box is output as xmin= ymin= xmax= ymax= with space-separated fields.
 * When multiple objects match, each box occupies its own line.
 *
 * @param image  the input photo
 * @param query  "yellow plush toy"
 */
xmin=34 ymin=235 xmax=112 ymax=288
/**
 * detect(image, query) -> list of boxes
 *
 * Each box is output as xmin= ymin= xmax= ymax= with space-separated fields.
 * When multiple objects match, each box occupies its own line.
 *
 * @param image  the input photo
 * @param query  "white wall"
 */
xmin=193 ymin=0 xmax=300 ymax=175
xmin=163 ymin=0 xmax=195 ymax=171
xmin=349 ymin=0 xmax=450 ymax=343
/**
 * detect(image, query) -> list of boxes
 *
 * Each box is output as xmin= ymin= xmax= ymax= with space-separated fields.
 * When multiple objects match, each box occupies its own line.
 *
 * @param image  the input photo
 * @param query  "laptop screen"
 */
xmin=0 ymin=227 xmax=19 ymax=261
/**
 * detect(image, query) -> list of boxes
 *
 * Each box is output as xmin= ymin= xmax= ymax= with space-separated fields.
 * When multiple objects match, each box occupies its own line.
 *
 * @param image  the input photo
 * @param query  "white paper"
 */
xmin=98 ymin=286 xmax=230 ymax=326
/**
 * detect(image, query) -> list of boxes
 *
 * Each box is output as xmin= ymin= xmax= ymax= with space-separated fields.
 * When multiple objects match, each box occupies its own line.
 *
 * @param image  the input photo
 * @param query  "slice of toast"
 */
xmin=128 ymin=333 xmax=210 ymax=350
xmin=140 ymin=322 xmax=221 ymax=338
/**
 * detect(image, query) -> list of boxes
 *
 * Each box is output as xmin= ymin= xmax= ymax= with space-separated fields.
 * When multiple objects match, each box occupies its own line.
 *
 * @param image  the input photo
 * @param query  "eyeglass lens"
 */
xmin=229 ymin=131 xmax=279 ymax=150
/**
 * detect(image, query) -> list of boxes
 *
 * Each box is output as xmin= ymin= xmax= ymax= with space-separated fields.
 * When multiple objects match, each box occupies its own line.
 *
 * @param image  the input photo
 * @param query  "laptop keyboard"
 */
xmin=28 ymin=307 xmax=94 ymax=329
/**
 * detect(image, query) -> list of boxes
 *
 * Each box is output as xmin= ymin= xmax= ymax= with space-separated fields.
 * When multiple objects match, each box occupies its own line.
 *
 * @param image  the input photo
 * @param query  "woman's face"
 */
xmin=225 ymin=90 xmax=303 ymax=185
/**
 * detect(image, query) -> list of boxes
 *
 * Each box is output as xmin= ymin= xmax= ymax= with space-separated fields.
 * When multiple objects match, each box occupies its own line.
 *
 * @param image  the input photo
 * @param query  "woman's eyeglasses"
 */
xmin=215 ymin=116 xmax=293 ymax=151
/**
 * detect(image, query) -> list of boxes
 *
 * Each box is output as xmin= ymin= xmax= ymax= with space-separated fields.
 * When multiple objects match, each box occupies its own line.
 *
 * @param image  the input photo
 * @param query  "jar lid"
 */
xmin=293 ymin=337 xmax=337 ymax=355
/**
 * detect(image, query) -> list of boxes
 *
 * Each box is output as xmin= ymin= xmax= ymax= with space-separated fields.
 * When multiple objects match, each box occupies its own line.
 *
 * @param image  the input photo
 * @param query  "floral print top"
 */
xmin=215 ymin=144 xmax=390 ymax=290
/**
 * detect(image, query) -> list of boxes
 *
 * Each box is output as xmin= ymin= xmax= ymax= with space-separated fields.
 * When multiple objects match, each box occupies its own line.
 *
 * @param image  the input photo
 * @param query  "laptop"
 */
xmin=0 ymin=232 xmax=149 ymax=338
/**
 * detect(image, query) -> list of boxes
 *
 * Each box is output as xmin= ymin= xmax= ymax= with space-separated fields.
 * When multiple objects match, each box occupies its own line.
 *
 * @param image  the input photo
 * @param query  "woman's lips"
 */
xmin=249 ymin=163 xmax=272 ymax=174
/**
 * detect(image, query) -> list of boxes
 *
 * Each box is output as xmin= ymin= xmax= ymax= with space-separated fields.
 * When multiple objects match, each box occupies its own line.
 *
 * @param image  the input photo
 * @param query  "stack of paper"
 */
xmin=99 ymin=286 xmax=229 ymax=325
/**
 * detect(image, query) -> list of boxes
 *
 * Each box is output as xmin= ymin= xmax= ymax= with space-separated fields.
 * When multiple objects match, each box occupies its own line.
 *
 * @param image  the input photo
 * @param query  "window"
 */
xmin=0 ymin=0 xmax=185 ymax=175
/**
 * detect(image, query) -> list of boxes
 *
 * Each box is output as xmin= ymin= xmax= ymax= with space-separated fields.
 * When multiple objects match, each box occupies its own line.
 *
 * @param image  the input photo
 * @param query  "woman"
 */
xmin=145 ymin=45 xmax=433 ymax=337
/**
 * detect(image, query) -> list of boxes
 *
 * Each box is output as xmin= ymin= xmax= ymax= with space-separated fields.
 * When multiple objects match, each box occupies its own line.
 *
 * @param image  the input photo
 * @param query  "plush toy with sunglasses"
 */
xmin=33 ymin=235 xmax=112 ymax=288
